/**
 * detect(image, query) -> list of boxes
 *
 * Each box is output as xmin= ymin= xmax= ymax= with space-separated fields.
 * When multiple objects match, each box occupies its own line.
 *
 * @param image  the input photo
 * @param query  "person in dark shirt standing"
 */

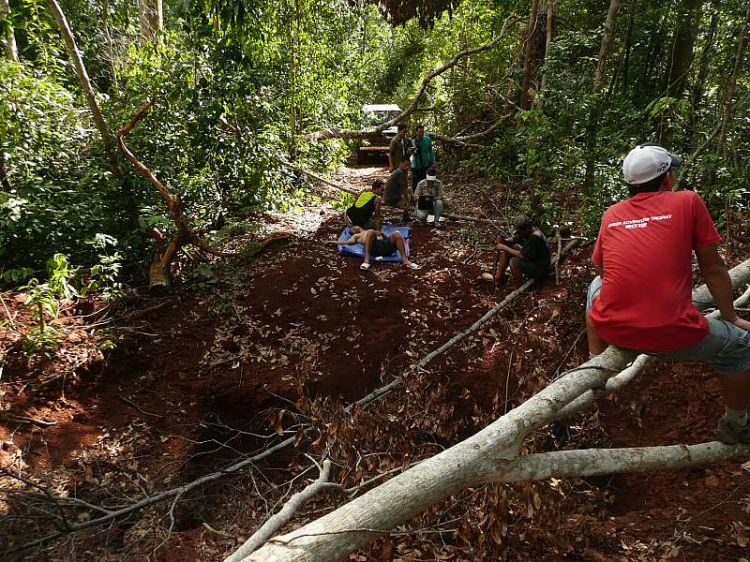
xmin=384 ymin=159 xmax=415 ymax=223
xmin=389 ymin=123 xmax=414 ymax=173
xmin=493 ymin=214 xmax=550 ymax=286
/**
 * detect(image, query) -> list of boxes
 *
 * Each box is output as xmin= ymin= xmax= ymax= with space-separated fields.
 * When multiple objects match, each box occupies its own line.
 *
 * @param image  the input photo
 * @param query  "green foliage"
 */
xmin=2 ymin=0 xmax=748 ymax=285
xmin=19 ymin=278 xmax=63 ymax=359
xmin=0 ymin=61 xmax=125 ymax=273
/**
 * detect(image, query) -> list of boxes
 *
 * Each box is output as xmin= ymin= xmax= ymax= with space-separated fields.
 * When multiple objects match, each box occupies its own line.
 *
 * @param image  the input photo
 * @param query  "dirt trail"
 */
xmin=1 ymin=164 xmax=749 ymax=560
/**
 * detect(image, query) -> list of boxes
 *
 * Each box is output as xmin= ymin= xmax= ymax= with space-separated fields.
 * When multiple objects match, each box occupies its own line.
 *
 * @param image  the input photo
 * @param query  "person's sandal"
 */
xmin=715 ymin=417 xmax=750 ymax=444
xmin=360 ymin=262 xmax=372 ymax=271
xmin=407 ymin=262 xmax=421 ymax=270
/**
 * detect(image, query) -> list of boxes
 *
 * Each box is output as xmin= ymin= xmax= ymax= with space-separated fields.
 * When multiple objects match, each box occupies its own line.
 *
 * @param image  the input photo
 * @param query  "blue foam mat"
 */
xmin=337 ymin=225 xmax=410 ymax=263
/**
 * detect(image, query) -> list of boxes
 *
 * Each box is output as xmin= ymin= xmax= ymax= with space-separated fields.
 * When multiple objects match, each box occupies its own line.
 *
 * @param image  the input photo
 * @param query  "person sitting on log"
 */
xmin=345 ymin=179 xmax=384 ymax=230
xmin=383 ymin=159 xmax=415 ymax=224
xmin=413 ymin=168 xmax=444 ymax=228
xmin=586 ymin=143 xmax=750 ymax=445
xmin=492 ymin=214 xmax=551 ymax=286
xmin=329 ymin=226 xmax=421 ymax=271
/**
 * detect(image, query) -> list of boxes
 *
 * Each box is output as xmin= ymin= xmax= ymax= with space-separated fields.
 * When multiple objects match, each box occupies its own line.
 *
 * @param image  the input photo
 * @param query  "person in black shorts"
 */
xmin=493 ymin=214 xmax=550 ymax=286
xmin=345 ymin=180 xmax=384 ymax=229
xmin=329 ymin=226 xmax=421 ymax=271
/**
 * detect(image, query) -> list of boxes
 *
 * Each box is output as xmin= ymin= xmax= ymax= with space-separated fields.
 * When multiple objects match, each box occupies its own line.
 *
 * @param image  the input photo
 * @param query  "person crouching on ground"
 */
xmin=384 ymin=159 xmax=415 ymax=223
xmin=493 ymin=214 xmax=551 ymax=286
xmin=328 ymin=226 xmax=421 ymax=271
xmin=414 ymin=168 xmax=444 ymax=228
xmin=586 ymin=143 xmax=750 ymax=445
xmin=346 ymin=179 xmax=384 ymax=230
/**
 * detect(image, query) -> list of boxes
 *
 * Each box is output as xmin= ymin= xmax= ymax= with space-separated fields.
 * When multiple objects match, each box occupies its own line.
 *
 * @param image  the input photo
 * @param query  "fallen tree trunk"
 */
xmin=351 ymin=239 xmax=581 ymax=410
xmin=246 ymin=260 xmax=750 ymax=562
xmin=692 ymin=256 xmax=750 ymax=310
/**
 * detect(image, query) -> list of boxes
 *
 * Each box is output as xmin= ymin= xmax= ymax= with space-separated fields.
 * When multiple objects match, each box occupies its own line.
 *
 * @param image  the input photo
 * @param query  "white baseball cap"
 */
xmin=622 ymin=144 xmax=682 ymax=185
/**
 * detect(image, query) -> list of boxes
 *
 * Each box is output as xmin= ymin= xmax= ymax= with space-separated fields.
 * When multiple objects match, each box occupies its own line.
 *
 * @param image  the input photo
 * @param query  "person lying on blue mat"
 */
xmin=328 ymin=226 xmax=421 ymax=271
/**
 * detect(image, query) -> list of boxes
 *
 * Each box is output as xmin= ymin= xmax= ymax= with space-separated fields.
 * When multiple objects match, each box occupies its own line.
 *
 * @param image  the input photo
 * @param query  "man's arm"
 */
xmin=327 ymin=234 xmax=361 ymax=246
xmin=696 ymin=244 xmax=750 ymax=330
xmin=495 ymin=243 xmax=523 ymax=258
xmin=374 ymin=197 xmax=382 ymax=231
xmin=400 ymin=174 xmax=411 ymax=203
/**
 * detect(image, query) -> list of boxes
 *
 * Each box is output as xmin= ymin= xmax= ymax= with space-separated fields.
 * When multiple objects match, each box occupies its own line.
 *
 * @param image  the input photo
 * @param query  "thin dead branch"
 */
xmin=225 ymin=460 xmax=341 ymax=562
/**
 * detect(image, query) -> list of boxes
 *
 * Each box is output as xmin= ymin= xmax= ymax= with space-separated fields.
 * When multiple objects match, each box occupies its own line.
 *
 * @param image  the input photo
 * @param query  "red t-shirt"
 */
xmin=590 ymin=190 xmax=721 ymax=352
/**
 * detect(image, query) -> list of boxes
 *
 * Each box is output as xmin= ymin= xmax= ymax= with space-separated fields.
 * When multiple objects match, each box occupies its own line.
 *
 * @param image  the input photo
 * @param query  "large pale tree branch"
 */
xmin=304 ymin=15 xmax=522 ymax=142
xmin=493 ymin=441 xmax=750 ymax=483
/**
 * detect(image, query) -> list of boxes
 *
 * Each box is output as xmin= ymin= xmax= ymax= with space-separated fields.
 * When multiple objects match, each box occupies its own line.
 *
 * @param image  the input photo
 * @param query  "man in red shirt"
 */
xmin=587 ymin=144 xmax=750 ymax=444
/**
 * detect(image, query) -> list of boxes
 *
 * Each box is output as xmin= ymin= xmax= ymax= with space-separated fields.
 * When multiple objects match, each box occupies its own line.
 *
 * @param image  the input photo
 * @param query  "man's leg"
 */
xmin=494 ymin=251 xmax=511 ymax=285
xmin=586 ymin=310 xmax=608 ymax=355
xmin=716 ymin=371 xmax=750 ymax=413
xmin=508 ymin=257 xmax=525 ymax=285
xmin=415 ymin=209 xmax=429 ymax=223
xmin=585 ymin=276 xmax=608 ymax=356
xmin=363 ymin=230 xmax=375 ymax=265
xmin=390 ymin=232 xmax=418 ymax=268
xmin=398 ymin=194 xmax=411 ymax=223
xmin=432 ymin=199 xmax=444 ymax=225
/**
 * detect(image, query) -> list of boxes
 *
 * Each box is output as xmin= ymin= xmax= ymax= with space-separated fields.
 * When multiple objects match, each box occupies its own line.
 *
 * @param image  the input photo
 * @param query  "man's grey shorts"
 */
xmin=587 ymin=275 xmax=750 ymax=374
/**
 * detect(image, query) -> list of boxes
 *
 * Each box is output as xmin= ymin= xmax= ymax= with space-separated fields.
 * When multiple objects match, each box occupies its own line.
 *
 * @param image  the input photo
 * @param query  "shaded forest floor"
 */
xmin=2 ymin=163 xmax=750 ymax=561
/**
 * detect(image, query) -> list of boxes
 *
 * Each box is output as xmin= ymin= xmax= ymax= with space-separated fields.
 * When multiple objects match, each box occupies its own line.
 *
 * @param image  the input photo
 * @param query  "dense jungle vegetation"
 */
xmin=1 ymin=0 xmax=748 ymax=284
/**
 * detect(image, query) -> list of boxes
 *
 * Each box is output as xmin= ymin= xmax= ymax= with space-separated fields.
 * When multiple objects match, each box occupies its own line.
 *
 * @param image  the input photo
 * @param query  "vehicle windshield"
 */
xmin=361 ymin=109 xmax=400 ymax=128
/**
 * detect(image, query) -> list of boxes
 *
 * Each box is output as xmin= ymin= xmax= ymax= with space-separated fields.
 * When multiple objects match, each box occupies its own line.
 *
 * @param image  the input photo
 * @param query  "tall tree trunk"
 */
xmin=583 ymin=0 xmax=621 ymax=193
xmin=665 ymin=0 xmax=702 ymax=98
xmin=519 ymin=0 xmax=539 ymax=109
xmin=691 ymin=0 xmax=719 ymax=118
xmin=46 ymin=0 xmax=139 ymax=225
xmin=102 ymin=0 xmax=119 ymax=90
xmin=138 ymin=0 xmax=162 ymax=44
xmin=717 ymin=3 xmax=749 ymax=156
xmin=621 ymin=0 xmax=637 ymax=94
xmin=535 ymin=0 xmax=555 ymax=110
xmin=46 ymin=0 xmax=119 ymax=168
xmin=640 ymin=10 xmax=669 ymax=99
xmin=0 ymin=0 xmax=19 ymax=61
xmin=286 ymin=0 xmax=297 ymax=155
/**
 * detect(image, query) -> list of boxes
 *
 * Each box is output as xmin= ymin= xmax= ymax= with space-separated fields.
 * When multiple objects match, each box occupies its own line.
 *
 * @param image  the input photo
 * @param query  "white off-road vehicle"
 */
xmin=356 ymin=104 xmax=402 ymax=163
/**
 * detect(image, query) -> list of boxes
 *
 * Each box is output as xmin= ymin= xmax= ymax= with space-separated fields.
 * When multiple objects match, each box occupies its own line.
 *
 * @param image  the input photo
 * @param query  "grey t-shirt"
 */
xmin=414 ymin=179 xmax=444 ymax=199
